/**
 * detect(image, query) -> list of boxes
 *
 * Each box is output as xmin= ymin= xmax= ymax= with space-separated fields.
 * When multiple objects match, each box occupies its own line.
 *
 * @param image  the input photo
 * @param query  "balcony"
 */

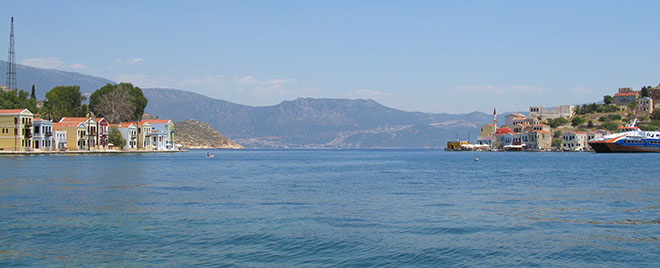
xmin=45 ymin=131 xmax=52 ymax=137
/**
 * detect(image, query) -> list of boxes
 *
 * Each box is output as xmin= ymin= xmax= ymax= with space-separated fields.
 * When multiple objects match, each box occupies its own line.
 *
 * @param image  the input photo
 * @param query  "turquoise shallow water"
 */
xmin=1 ymin=150 xmax=659 ymax=267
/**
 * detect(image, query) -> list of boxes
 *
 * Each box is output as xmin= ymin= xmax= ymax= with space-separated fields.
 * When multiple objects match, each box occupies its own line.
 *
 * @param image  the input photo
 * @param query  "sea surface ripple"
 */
xmin=1 ymin=150 xmax=659 ymax=267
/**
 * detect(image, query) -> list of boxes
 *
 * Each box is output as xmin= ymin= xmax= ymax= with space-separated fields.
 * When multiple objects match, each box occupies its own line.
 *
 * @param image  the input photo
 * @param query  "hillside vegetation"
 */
xmin=174 ymin=119 xmax=244 ymax=149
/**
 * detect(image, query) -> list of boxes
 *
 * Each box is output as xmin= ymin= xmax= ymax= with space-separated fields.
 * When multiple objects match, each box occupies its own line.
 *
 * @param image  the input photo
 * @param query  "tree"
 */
xmin=571 ymin=116 xmax=586 ymax=127
xmin=600 ymin=122 xmax=618 ymax=131
xmin=89 ymin=83 xmax=148 ymax=123
xmin=553 ymin=130 xmax=562 ymax=138
xmin=108 ymin=126 xmax=126 ymax=149
xmin=0 ymin=89 xmax=37 ymax=112
xmin=604 ymin=95 xmax=613 ymax=105
xmin=641 ymin=86 xmax=650 ymax=98
xmin=44 ymin=85 xmax=85 ymax=121
xmin=587 ymin=120 xmax=594 ymax=128
xmin=30 ymin=84 xmax=36 ymax=99
xmin=652 ymin=110 xmax=660 ymax=121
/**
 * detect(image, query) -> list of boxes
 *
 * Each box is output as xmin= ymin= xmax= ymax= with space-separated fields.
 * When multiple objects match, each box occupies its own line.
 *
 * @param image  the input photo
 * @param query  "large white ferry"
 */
xmin=588 ymin=119 xmax=660 ymax=153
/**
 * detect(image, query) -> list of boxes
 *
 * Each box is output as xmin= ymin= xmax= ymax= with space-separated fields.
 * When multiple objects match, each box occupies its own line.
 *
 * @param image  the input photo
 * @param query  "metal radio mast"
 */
xmin=6 ymin=17 xmax=16 ymax=90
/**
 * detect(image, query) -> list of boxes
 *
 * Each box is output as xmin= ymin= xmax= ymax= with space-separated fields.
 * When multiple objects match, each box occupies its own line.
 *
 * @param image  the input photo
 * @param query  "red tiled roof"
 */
xmin=496 ymin=127 xmax=513 ymax=134
xmin=568 ymin=131 xmax=587 ymax=134
xmin=535 ymin=123 xmax=548 ymax=126
xmin=614 ymin=92 xmax=638 ymax=97
xmin=139 ymin=119 xmax=171 ymax=124
xmin=59 ymin=117 xmax=89 ymax=123
xmin=513 ymin=117 xmax=526 ymax=120
xmin=52 ymin=122 xmax=81 ymax=128
xmin=534 ymin=130 xmax=550 ymax=133
xmin=0 ymin=109 xmax=28 ymax=114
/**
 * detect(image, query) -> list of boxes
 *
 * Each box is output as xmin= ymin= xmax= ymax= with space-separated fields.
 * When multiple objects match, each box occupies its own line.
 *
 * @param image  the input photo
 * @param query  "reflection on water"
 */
xmin=1 ymin=150 xmax=660 ymax=266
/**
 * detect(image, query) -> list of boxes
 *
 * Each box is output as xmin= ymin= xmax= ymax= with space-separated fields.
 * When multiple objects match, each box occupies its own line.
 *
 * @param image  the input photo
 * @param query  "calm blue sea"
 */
xmin=1 ymin=150 xmax=659 ymax=267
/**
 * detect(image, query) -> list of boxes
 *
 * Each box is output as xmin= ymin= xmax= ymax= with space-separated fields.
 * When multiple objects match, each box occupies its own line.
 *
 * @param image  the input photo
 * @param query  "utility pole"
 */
xmin=6 ymin=17 xmax=16 ymax=90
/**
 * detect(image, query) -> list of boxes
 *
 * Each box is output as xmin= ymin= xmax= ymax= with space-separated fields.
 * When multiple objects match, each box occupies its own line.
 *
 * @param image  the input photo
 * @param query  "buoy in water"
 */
xmin=474 ymin=157 xmax=479 ymax=161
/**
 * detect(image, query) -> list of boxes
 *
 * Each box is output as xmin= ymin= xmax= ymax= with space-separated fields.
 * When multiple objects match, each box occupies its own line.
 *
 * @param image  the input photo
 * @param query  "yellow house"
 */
xmin=53 ymin=121 xmax=86 ymax=151
xmin=136 ymin=121 xmax=152 ymax=150
xmin=0 ymin=109 xmax=34 ymax=151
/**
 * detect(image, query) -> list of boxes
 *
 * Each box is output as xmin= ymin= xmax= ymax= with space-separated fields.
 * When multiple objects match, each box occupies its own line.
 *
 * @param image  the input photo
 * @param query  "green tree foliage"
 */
xmin=587 ymin=120 xmax=594 ymax=128
xmin=600 ymin=122 xmax=619 ymax=131
xmin=652 ymin=110 xmax=660 ymax=121
xmin=0 ymin=89 xmax=38 ymax=112
xmin=603 ymin=95 xmax=613 ymax=105
xmin=30 ymin=84 xmax=36 ymax=99
xmin=108 ymin=126 xmax=126 ymax=149
xmin=43 ymin=85 xmax=85 ymax=121
xmin=552 ymin=138 xmax=562 ymax=148
xmin=90 ymin=83 xmax=148 ymax=123
xmin=553 ymin=130 xmax=562 ymax=139
xmin=598 ymin=116 xmax=609 ymax=122
xmin=571 ymin=116 xmax=586 ymax=127
xmin=608 ymin=114 xmax=621 ymax=121
xmin=546 ymin=117 xmax=569 ymax=128
xmin=641 ymin=86 xmax=650 ymax=98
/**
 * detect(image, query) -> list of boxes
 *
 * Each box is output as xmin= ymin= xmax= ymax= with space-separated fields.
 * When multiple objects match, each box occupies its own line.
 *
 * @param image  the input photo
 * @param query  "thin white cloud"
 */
xmin=233 ymin=75 xmax=300 ymax=96
xmin=571 ymin=87 xmax=592 ymax=94
xmin=114 ymin=74 xmax=168 ymax=88
xmin=21 ymin=57 xmax=85 ymax=70
xmin=179 ymin=74 xmax=225 ymax=87
xmin=347 ymin=89 xmax=390 ymax=99
xmin=455 ymin=84 xmax=544 ymax=94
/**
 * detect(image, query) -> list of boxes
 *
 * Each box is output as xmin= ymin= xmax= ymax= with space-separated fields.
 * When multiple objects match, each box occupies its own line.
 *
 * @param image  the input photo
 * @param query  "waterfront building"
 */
xmin=512 ymin=123 xmax=532 ymax=134
xmin=0 ymin=109 xmax=33 ymax=151
xmin=151 ymin=129 xmax=167 ymax=150
xmin=528 ymin=105 xmax=575 ymax=120
xmin=59 ymin=117 xmax=99 ymax=150
xmin=52 ymin=128 xmax=67 ymax=150
xmin=95 ymin=118 xmax=109 ymax=149
xmin=116 ymin=122 xmax=138 ymax=150
xmin=522 ymin=130 xmax=552 ymax=151
xmin=136 ymin=121 xmax=152 ymax=150
xmin=505 ymin=113 xmax=526 ymax=128
xmin=52 ymin=122 xmax=82 ymax=150
xmin=32 ymin=118 xmax=53 ymax=150
xmin=139 ymin=119 xmax=175 ymax=149
xmin=562 ymin=131 xmax=588 ymax=151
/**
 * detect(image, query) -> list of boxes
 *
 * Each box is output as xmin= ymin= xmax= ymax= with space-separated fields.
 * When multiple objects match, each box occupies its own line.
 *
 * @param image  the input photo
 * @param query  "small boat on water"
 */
xmin=206 ymin=152 xmax=215 ymax=158
xmin=588 ymin=119 xmax=660 ymax=153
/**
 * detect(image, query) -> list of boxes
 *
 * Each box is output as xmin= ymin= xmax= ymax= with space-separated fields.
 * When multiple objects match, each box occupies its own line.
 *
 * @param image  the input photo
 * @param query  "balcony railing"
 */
xmin=45 ymin=132 xmax=52 ymax=137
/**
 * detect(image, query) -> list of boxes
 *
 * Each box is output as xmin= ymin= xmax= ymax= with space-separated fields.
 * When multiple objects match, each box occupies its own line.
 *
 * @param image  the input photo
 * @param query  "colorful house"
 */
xmin=562 ymin=131 xmax=588 ymax=151
xmin=139 ymin=119 xmax=175 ymax=149
xmin=59 ymin=117 xmax=99 ymax=150
xmin=151 ymin=129 xmax=167 ymax=150
xmin=136 ymin=121 xmax=152 ymax=150
xmin=32 ymin=118 xmax=54 ymax=150
xmin=52 ymin=122 xmax=82 ymax=150
xmin=52 ymin=127 xmax=67 ymax=150
xmin=0 ymin=109 xmax=34 ymax=151
xmin=116 ymin=122 xmax=138 ymax=150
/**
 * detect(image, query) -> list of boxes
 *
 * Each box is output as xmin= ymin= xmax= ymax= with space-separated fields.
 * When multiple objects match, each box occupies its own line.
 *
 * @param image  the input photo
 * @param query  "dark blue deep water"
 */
xmin=1 ymin=150 xmax=660 ymax=267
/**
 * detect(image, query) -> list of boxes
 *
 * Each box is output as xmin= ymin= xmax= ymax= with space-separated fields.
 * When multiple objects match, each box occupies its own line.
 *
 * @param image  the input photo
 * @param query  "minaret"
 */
xmin=491 ymin=107 xmax=497 ymax=149
xmin=492 ymin=108 xmax=497 ymax=133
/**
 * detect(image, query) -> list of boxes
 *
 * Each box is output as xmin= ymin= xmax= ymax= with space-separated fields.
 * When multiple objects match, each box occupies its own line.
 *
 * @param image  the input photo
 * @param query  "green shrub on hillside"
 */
xmin=608 ymin=114 xmax=621 ymax=121
xmin=652 ymin=110 xmax=660 ymax=121
xmin=600 ymin=122 xmax=619 ymax=131
xmin=571 ymin=117 xmax=586 ymax=127
xmin=598 ymin=116 xmax=609 ymax=122
xmin=547 ymin=117 xmax=569 ymax=128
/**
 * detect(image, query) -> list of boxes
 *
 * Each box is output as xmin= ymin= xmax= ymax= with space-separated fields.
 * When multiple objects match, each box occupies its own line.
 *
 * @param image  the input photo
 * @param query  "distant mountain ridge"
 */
xmin=143 ymin=88 xmax=495 ymax=148
xmin=0 ymin=60 xmax=114 ymax=99
xmin=1 ymin=62 xmax=503 ymax=148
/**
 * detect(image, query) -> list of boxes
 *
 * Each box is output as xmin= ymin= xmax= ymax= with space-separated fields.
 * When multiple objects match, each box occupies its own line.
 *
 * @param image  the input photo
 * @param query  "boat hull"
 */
xmin=588 ymin=141 xmax=660 ymax=153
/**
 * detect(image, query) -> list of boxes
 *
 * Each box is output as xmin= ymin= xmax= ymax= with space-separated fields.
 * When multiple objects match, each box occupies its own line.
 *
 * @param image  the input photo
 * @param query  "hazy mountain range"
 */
xmin=1 ymin=61 xmax=504 ymax=148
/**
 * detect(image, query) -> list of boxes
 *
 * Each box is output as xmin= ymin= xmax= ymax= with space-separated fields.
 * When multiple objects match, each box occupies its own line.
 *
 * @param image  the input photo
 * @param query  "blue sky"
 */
xmin=2 ymin=1 xmax=660 ymax=113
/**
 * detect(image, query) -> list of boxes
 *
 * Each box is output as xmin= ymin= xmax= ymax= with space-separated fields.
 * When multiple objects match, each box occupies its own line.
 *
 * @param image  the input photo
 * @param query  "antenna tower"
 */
xmin=6 ymin=17 xmax=16 ymax=90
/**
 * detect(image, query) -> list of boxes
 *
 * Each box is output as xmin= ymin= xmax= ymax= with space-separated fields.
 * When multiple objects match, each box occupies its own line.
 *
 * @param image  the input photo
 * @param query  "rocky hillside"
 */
xmin=144 ymin=88 xmax=497 ymax=148
xmin=174 ymin=119 xmax=244 ymax=149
